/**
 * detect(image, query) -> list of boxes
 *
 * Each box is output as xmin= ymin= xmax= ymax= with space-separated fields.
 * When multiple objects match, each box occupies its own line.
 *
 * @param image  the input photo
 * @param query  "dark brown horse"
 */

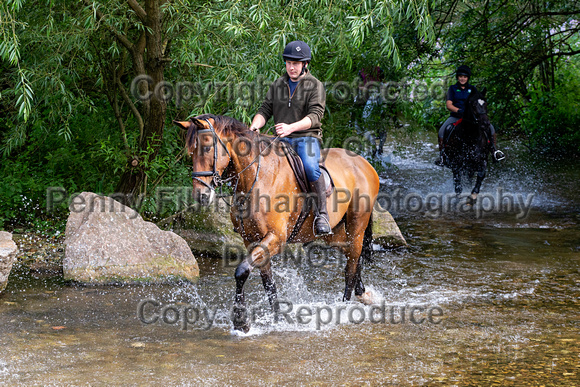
xmin=444 ymin=88 xmax=493 ymax=204
xmin=174 ymin=114 xmax=380 ymax=332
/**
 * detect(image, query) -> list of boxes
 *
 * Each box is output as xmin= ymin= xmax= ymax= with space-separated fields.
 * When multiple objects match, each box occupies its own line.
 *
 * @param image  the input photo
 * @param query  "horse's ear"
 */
xmin=173 ymin=120 xmax=191 ymax=130
xmin=481 ymin=87 xmax=487 ymax=98
xmin=192 ymin=117 xmax=208 ymax=129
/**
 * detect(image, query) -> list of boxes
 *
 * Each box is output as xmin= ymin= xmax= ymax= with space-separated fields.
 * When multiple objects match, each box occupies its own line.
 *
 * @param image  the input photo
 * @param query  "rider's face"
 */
xmin=286 ymin=61 xmax=305 ymax=81
xmin=457 ymin=75 xmax=469 ymax=85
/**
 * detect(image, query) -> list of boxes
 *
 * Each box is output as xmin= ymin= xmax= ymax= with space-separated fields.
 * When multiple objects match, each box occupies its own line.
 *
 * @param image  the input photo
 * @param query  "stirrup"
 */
xmin=313 ymin=215 xmax=332 ymax=236
xmin=494 ymin=150 xmax=505 ymax=161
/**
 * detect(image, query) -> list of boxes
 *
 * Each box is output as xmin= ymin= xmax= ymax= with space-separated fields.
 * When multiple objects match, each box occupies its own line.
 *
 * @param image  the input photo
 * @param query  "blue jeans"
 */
xmin=280 ymin=136 xmax=321 ymax=182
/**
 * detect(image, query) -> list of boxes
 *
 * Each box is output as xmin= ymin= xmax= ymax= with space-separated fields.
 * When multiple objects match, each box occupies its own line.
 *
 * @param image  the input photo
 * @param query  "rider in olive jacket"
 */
xmin=250 ymin=40 xmax=331 ymax=236
xmin=257 ymin=70 xmax=325 ymax=140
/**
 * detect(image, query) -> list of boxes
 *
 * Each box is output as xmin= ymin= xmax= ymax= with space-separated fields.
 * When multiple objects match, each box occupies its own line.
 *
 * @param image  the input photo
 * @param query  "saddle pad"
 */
xmin=444 ymin=118 xmax=463 ymax=145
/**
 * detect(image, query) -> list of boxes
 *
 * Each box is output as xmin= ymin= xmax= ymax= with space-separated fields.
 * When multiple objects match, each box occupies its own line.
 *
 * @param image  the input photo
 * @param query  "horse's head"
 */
xmin=173 ymin=115 xmax=233 ymax=206
xmin=464 ymin=88 xmax=491 ymax=134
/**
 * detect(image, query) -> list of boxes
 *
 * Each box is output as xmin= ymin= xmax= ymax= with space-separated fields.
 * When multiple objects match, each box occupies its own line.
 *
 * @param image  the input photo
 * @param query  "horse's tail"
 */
xmin=361 ymin=212 xmax=373 ymax=264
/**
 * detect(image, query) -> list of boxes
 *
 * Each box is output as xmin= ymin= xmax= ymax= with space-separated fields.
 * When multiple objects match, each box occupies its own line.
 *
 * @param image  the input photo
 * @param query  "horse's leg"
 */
xmin=322 ymin=222 xmax=361 ymax=301
xmin=354 ymin=260 xmax=365 ymax=297
xmin=453 ymin=168 xmax=462 ymax=195
xmin=378 ymin=130 xmax=387 ymax=155
xmin=342 ymin=214 xmax=372 ymax=302
xmin=259 ymin=260 xmax=278 ymax=312
xmin=470 ymin=163 xmax=487 ymax=204
xmin=233 ymin=232 xmax=282 ymax=332
xmin=355 ymin=210 xmax=373 ymax=297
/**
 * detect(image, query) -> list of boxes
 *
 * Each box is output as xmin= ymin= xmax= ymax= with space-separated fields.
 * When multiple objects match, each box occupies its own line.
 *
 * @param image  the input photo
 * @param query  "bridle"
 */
xmin=189 ymin=118 xmax=284 ymax=239
xmin=190 ymin=118 xmax=277 ymax=204
xmin=190 ymin=118 xmax=233 ymax=191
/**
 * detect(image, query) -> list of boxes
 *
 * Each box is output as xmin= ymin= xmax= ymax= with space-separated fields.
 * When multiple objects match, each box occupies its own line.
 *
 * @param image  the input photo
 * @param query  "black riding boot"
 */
xmin=490 ymin=133 xmax=505 ymax=162
xmin=309 ymin=177 xmax=332 ymax=236
xmin=434 ymin=136 xmax=445 ymax=166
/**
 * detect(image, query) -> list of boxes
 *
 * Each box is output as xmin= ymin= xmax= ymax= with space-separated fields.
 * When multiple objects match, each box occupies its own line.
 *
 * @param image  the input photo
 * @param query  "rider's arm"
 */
xmin=255 ymin=82 xmax=275 ymax=130
xmin=446 ymin=100 xmax=460 ymax=114
xmin=304 ymin=78 xmax=325 ymax=129
xmin=274 ymin=117 xmax=312 ymax=137
xmin=250 ymin=114 xmax=266 ymax=132
xmin=275 ymin=78 xmax=324 ymax=137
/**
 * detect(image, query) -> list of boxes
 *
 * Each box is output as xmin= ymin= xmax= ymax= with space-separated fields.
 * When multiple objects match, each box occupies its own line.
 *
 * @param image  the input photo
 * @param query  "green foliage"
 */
xmin=518 ymin=60 xmax=580 ymax=153
xmin=2 ymin=0 xmax=579 ymax=232
xmin=0 ymin=0 xmax=34 ymax=124
xmin=0 ymin=106 xmax=192 ymax=229
xmin=431 ymin=0 xmax=580 ymax=152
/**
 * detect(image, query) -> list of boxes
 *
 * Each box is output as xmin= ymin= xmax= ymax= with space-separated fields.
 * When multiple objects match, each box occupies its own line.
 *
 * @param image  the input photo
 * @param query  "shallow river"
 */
xmin=1 ymin=133 xmax=579 ymax=386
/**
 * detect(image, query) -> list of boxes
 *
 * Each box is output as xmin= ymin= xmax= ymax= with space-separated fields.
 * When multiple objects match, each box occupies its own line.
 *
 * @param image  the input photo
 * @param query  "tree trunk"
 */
xmin=115 ymin=0 xmax=167 ymax=201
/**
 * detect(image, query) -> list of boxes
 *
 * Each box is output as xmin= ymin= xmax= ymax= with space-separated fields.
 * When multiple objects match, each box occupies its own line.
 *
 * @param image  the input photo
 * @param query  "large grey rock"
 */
xmin=373 ymin=205 xmax=407 ymax=248
xmin=64 ymin=192 xmax=199 ymax=284
xmin=159 ymin=198 xmax=245 ymax=258
xmin=0 ymin=231 xmax=18 ymax=292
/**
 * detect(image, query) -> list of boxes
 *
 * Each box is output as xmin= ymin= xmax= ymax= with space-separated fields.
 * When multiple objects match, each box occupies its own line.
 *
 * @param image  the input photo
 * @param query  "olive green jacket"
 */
xmin=257 ymin=69 xmax=326 ymax=138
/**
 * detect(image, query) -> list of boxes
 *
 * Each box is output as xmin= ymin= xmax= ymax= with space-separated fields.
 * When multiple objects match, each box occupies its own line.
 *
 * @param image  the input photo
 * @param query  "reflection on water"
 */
xmin=1 ymin=133 xmax=579 ymax=385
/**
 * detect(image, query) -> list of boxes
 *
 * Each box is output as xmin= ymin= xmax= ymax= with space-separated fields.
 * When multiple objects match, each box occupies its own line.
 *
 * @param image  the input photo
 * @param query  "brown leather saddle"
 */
xmin=278 ymin=141 xmax=335 ymax=243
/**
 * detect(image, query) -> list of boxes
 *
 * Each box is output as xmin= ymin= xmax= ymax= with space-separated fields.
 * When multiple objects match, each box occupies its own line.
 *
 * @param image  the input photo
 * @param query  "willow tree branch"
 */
xmin=86 ymin=0 xmax=134 ymax=51
xmin=116 ymin=75 xmax=144 ymax=139
xmin=127 ymin=0 xmax=147 ymax=23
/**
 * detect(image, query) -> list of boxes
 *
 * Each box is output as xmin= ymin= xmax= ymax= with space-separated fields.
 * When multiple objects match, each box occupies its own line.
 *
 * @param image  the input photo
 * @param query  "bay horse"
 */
xmin=443 ymin=88 xmax=493 ymax=203
xmin=174 ymin=114 xmax=380 ymax=332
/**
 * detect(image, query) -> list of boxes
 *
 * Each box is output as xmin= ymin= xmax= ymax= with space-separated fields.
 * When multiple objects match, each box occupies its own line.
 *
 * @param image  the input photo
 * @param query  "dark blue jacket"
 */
xmin=446 ymin=83 xmax=477 ymax=118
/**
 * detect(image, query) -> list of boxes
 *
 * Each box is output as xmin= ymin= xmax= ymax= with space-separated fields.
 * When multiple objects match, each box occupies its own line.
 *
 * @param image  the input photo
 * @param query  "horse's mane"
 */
xmin=198 ymin=114 xmax=249 ymax=137
xmin=186 ymin=113 xmax=276 ymax=152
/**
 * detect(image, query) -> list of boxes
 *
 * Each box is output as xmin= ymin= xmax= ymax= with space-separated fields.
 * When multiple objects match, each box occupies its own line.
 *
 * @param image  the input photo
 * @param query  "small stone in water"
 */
xmin=131 ymin=342 xmax=145 ymax=348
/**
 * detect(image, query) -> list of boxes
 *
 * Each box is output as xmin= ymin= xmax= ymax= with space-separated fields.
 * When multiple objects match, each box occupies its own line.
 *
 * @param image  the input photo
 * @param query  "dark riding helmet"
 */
xmin=283 ymin=40 xmax=312 ymax=62
xmin=456 ymin=65 xmax=472 ymax=78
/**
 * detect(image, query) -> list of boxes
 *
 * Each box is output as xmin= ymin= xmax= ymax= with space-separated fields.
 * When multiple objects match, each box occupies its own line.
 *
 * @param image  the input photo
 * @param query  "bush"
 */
xmin=518 ymin=64 xmax=580 ymax=154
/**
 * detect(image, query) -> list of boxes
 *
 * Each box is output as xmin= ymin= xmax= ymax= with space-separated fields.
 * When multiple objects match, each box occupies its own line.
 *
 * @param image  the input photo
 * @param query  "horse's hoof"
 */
xmin=232 ymin=303 xmax=250 ymax=332
xmin=233 ymin=322 xmax=250 ymax=333
xmin=468 ymin=193 xmax=478 ymax=206
xmin=356 ymin=290 xmax=377 ymax=305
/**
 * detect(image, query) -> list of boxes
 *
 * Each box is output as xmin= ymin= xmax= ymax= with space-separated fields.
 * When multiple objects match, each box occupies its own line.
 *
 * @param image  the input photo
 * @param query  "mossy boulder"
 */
xmin=64 ymin=192 xmax=199 ymax=284
xmin=158 ymin=198 xmax=245 ymax=258
xmin=373 ymin=205 xmax=407 ymax=248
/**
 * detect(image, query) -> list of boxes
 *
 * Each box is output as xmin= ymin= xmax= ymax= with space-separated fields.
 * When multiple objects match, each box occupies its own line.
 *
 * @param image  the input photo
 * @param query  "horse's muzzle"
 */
xmin=194 ymin=187 xmax=215 ymax=206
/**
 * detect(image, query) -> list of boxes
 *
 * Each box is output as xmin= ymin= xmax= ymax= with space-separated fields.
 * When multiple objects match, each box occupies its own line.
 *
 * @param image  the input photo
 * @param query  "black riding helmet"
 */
xmin=283 ymin=40 xmax=312 ymax=63
xmin=456 ymin=65 xmax=471 ymax=78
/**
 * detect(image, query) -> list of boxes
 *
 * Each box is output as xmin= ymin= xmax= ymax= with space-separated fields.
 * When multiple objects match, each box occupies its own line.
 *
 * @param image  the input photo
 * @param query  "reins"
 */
xmin=191 ymin=120 xmax=279 ymax=209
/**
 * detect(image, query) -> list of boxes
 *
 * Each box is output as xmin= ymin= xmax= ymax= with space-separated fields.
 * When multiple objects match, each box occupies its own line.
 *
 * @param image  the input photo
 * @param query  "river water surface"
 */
xmin=1 ymin=133 xmax=579 ymax=386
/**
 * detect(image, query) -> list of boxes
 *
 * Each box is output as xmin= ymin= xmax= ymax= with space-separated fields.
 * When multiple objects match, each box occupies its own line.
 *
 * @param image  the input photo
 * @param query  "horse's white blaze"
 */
xmin=478 ymin=99 xmax=485 ymax=106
